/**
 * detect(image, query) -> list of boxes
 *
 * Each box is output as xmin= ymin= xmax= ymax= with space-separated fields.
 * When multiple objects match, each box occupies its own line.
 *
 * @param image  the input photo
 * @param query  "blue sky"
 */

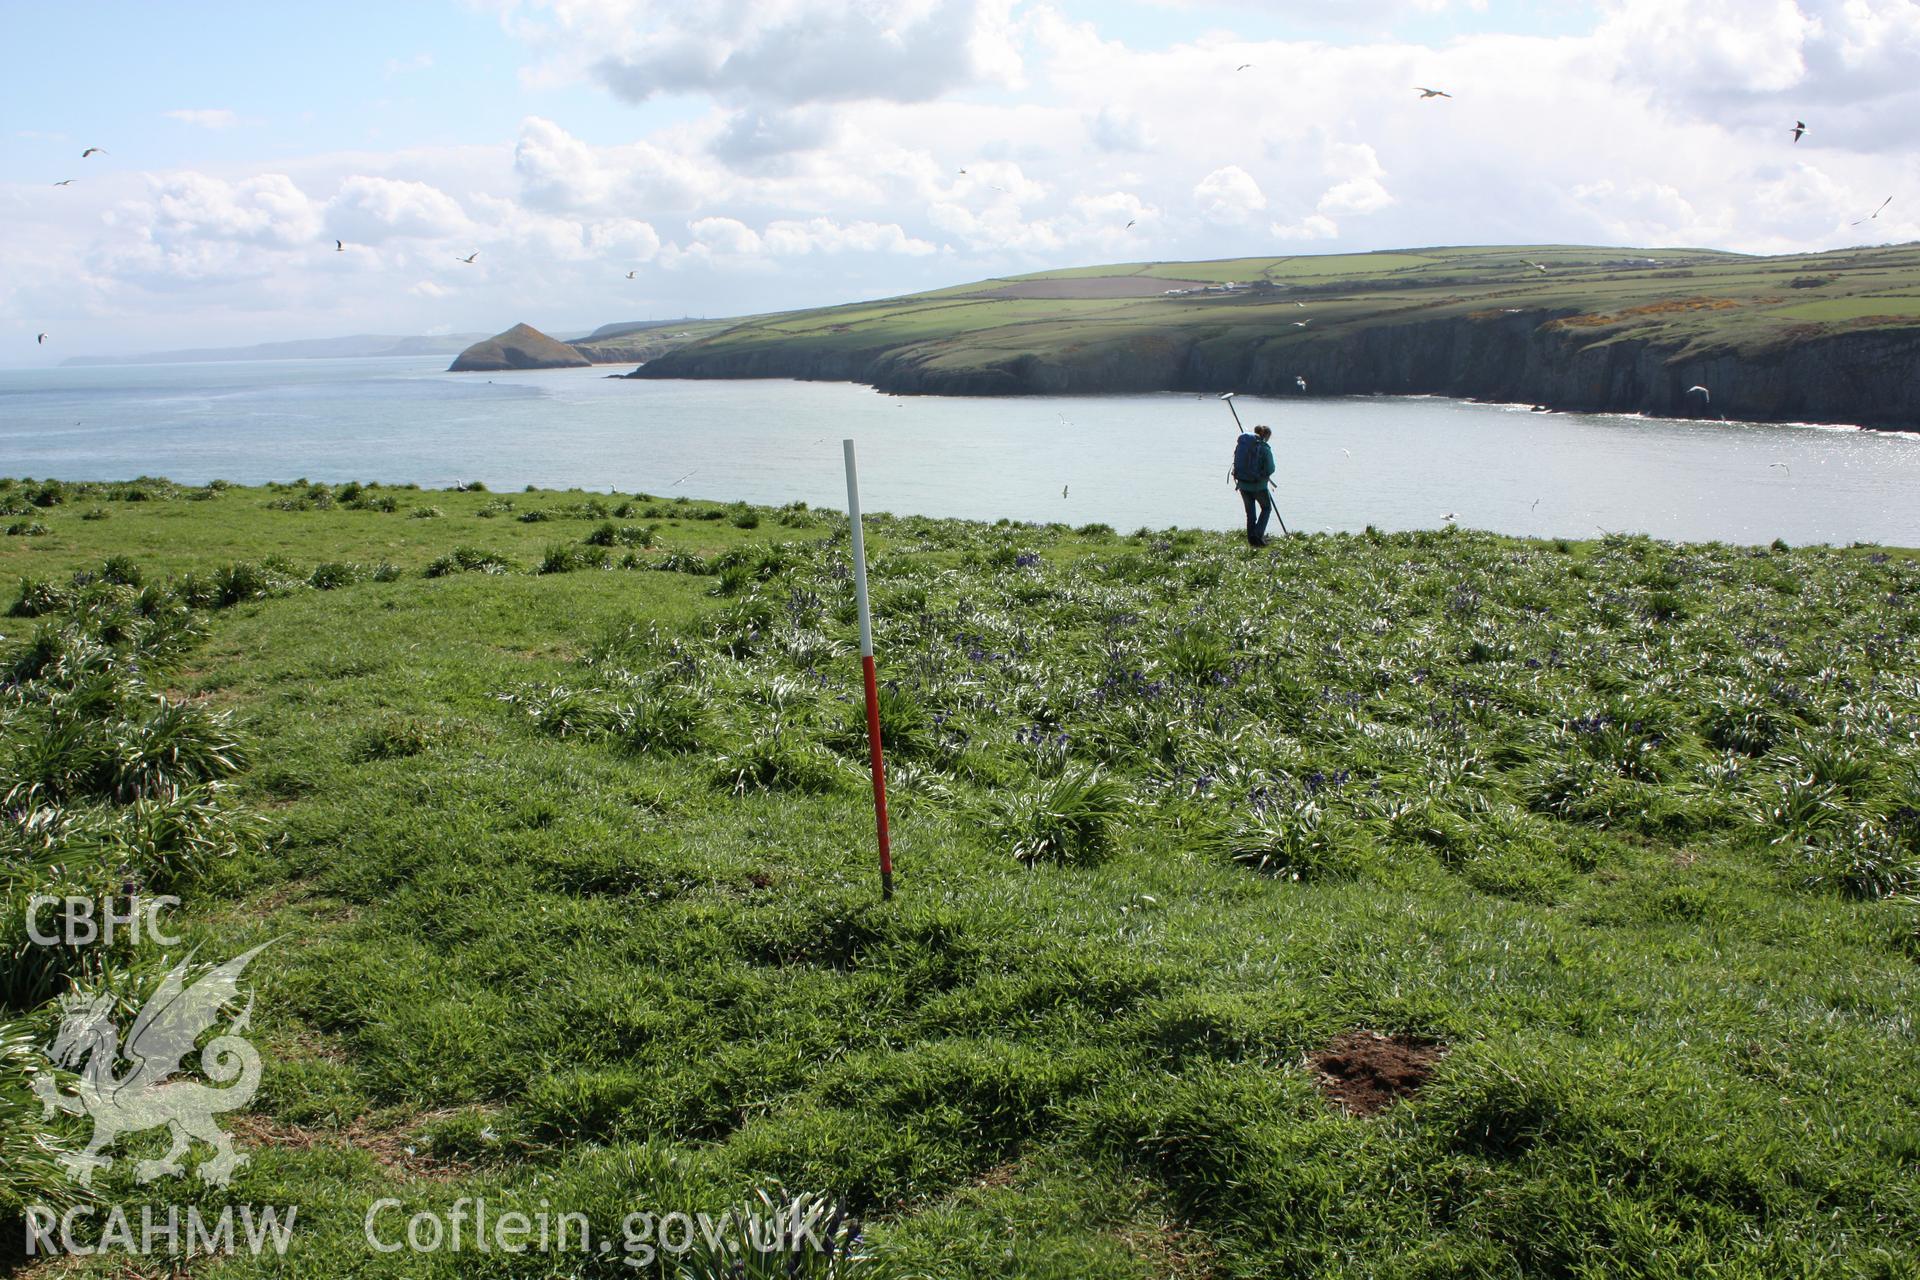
xmin=2 ymin=0 xmax=1913 ymax=358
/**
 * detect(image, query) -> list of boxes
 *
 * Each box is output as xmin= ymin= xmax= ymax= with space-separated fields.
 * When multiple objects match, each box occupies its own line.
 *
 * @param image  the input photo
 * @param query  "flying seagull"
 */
xmin=1851 ymin=196 xmax=1893 ymax=226
xmin=1292 ymin=319 xmax=1311 ymax=327
xmin=1531 ymin=498 xmax=1540 ymax=511
xmin=1686 ymin=384 xmax=1711 ymax=404
xmin=1416 ymin=87 xmax=1451 ymax=98
xmin=1295 ymin=376 xmax=1308 ymax=391
xmin=81 ymin=147 xmax=106 ymax=158
xmin=625 ymin=270 xmax=637 ymax=279
xmin=1441 ymin=512 xmax=1457 ymax=521
xmin=53 ymin=179 xmax=74 ymax=186
xmin=335 ymin=239 xmax=344 ymax=252
xmin=1125 ymin=219 xmax=1135 ymax=229
xmin=1295 ymin=301 xmax=1306 ymax=308
xmin=670 ymin=468 xmax=697 ymax=487
xmin=37 ymin=333 xmax=48 ymax=344
xmin=1062 ymin=485 xmax=1070 ymax=498
xmin=1791 ymin=121 xmax=1807 ymax=144
xmin=457 ymin=252 xmax=478 ymax=264
xmin=1236 ymin=63 xmax=1253 ymax=71
xmin=1770 ymin=461 xmax=1790 ymax=472
xmin=1524 ymin=261 xmax=1548 ymax=273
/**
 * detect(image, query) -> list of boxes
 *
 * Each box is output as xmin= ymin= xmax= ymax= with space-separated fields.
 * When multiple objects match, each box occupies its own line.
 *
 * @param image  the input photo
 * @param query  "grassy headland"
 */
xmin=3 ymin=476 xmax=1918 ymax=1277
xmin=632 ymin=243 xmax=1920 ymax=429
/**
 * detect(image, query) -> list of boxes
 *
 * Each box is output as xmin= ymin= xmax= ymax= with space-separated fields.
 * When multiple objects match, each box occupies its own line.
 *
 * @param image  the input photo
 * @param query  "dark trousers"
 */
xmin=1240 ymin=487 xmax=1273 ymax=545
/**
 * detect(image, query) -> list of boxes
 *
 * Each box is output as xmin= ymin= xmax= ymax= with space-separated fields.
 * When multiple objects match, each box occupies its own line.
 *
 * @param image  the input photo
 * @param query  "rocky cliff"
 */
xmin=631 ymin=313 xmax=1920 ymax=431
xmin=448 ymin=323 xmax=591 ymax=372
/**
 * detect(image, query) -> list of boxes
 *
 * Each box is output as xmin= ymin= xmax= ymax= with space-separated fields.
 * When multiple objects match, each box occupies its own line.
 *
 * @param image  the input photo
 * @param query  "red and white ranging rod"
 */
xmin=843 ymin=439 xmax=894 ymax=901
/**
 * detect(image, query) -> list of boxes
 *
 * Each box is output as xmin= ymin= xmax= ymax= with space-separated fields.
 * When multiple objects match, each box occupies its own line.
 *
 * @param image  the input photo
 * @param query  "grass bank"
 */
xmin=3 ymin=475 xmax=1918 ymax=1278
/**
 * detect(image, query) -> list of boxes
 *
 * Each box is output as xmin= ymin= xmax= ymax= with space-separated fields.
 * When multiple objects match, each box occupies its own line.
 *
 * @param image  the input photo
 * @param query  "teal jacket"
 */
xmin=1236 ymin=439 xmax=1276 ymax=492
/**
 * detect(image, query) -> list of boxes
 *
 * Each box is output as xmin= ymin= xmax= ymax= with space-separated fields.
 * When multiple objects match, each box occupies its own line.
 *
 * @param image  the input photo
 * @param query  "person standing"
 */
xmin=1232 ymin=424 xmax=1277 ymax=546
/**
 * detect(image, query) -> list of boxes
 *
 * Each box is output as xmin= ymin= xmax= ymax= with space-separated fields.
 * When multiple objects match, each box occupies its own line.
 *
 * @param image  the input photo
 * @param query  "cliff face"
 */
xmin=632 ymin=317 xmax=1920 ymax=431
xmin=449 ymin=323 xmax=591 ymax=372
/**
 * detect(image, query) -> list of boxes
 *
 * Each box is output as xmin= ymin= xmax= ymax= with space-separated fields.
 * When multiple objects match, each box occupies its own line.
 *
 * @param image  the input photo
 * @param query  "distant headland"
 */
xmin=615 ymin=243 xmax=1920 ymax=432
xmin=446 ymin=319 xmax=743 ymax=371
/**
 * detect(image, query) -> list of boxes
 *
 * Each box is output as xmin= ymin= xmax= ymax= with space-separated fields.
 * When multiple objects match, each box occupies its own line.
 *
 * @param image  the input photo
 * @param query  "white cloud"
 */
xmin=1271 ymin=214 xmax=1339 ymax=240
xmin=513 ymin=115 xmax=621 ymax=212
xmin=710 ymin=106 xmax=837 ymax=162
xmin=1306 ymin=141 xmax=1394 ymax=225
xmin=1087 ymin=105 xmax=1153 ymax=152
xmin=165 ymin=109 xmax=240 ymax=130
xmin=147 ymin=173 xmax=323 ymax=248
xmin=1193 ymin=165 xmax=1267 ymax=224
xmin=761 ymin=217 xmax=936 ymax=255
xmin=327 ymin=176 xmax=472 ymax=242
xmin=512 ymin=116 xmax=723 ymax=214
xmin=1598 ymin=0 xmax=1817 ymax=96
xmin=587 ymin=217 xmax=665 ymax=260
xmin=1596 ymin=0 xmax=1920 ymax=140
xmin=502 ymin=0 xmax=1025 ymax=116
xmin=689 ymin=215 xmax=764 ymax=256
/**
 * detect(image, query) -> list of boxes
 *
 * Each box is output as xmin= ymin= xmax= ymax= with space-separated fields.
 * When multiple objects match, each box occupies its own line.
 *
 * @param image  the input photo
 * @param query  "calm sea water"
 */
xmin=3 ymin=356 xmax=1917 ymax=545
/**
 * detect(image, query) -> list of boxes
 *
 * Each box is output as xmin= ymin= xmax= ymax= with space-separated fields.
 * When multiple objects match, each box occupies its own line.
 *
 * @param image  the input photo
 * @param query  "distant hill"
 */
xmin=566 ymin=317 xmax=744 ymax=365
xmin=448 ymin=323 xmax=591 ymax=372
xmin=568 ymin=319 xmax=698 ymax=342
xmin=61 ymin=333 xmax=490 ymax=367
xmin=628 ymin=243 xmax=1920 ymax=431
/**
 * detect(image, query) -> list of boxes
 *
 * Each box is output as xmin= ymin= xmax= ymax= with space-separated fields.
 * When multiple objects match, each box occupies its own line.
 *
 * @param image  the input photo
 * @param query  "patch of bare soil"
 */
xmin=1116 ymin=1214 xmax=1218 ymax=1280
xmin=228 ymin=1109 xmax=483 ymax=1181
xmin=1308 ymin=1031 xmax=1446 ymax=1116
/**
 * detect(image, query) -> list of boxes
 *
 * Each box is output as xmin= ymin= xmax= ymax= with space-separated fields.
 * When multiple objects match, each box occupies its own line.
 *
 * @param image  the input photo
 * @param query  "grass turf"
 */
xmin=3 ymin=475 xmax=1918 ymax=1278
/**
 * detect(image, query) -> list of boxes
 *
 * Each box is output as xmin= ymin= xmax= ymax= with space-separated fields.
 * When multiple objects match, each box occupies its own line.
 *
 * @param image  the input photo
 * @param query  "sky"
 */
xmin=2 ymin=0 xmax=1917 ymax=359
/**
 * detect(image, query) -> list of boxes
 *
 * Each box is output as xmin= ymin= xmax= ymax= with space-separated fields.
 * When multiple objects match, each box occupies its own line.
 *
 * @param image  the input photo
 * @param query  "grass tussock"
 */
xmin=1 ymin=561 xmax=259 ymax=1219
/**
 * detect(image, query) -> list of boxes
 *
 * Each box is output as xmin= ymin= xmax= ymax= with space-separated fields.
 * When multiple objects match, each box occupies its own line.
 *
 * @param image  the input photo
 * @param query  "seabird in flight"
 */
xmin=1851 ymin=196 xmax=1893 ymax=226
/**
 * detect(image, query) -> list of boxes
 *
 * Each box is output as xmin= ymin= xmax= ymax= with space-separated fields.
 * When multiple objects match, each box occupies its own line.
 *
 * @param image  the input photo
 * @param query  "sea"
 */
xmin=3 ymin=356 xmax=1917 ymax=545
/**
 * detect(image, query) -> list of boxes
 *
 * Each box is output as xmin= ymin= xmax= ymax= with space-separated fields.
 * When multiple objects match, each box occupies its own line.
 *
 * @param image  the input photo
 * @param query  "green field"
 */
xmin=652 ymin=243 xmax=1920 ymax=397
xmin=4 ymin=477 xmax=1919 ymax=1278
